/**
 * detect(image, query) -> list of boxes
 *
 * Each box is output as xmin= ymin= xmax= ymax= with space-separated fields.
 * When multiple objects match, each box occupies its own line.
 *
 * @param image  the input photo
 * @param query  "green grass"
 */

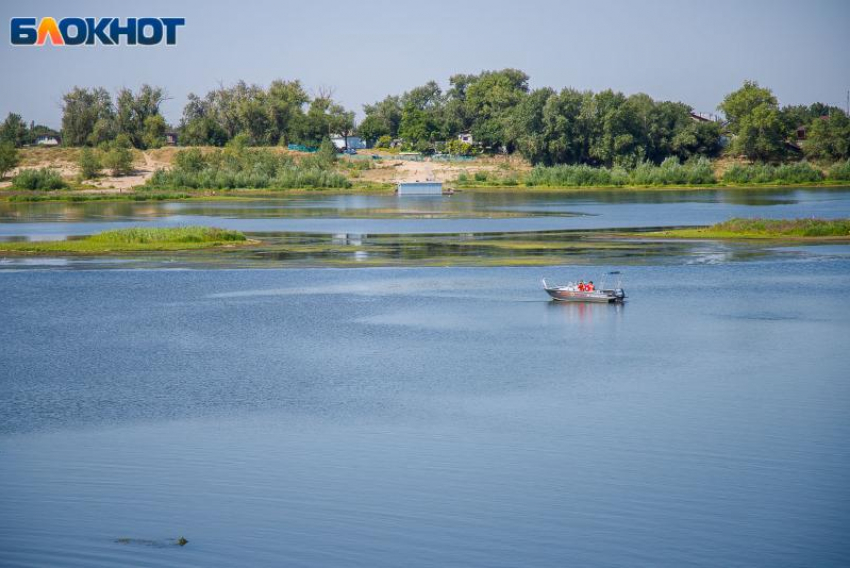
xmin=644 ymin=218 xmax=850 ymax=239
xmin=0 ymin=226 xmax=251 ymax=253
xmin=722 ymin=162 xmax=825 ymax=185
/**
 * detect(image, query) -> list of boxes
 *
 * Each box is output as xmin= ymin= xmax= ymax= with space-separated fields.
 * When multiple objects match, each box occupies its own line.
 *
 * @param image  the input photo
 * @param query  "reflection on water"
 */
xmin=546 ymin=298 xmax=626 ymax=325
xmin=2 ymin=187 xmax=850 ymax=240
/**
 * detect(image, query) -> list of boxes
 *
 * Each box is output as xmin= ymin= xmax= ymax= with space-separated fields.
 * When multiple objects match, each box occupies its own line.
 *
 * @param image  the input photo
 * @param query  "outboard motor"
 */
xmin=614 ymin=288 xmax=626 ymax=300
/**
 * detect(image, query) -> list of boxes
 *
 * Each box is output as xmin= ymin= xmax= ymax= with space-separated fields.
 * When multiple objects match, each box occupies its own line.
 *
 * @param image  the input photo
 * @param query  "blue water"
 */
xmin=2 ymin=188 xmax=850 ymax=239
xmin=2 ymin=258 xmax=849 ymax=567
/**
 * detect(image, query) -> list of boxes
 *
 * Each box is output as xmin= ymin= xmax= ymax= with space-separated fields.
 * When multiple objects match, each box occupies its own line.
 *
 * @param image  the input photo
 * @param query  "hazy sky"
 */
xmin=2 ymin=0 xmax=849 ymax=128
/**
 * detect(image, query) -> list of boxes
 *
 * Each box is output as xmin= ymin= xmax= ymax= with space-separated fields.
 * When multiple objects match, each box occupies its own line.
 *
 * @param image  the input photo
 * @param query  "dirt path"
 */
xmin=86 ymin=150 xmax=168 ymax=192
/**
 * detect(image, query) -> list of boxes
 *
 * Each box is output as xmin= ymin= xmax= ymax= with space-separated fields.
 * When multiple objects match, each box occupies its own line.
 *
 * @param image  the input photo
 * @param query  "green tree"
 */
xmin=445 ymin=139 xmax=475 ymax=156
xmin=265 ymin=80 xmax=310 ymax=145
xmin=78 ymin=147 xmax=102 ymax=179
xmin=61 ymin=87 xmax=114 ymax=146
xmin=671 ymin=120 xmax=723 ymax=160
xmin=317 ymin=137 xmax=338 ymax=165
xmin=398 ymin=103 xmax=438 ymax=147
xmin=357 ymin=114 xmax=392 ymax=143
xmin=88 ymin=117 xmax=116 ymax=146
xmin=804 ymin=112 xmax=850 ymax=161
xmin=180 ymin=116 xmax=228 ymax=146
xmin=0 ymin=142 xmax=20 ymax=179
xmin=294 ymin=95 xmax=353 ymax=146
xmin=0 ymin=113 xmax=28 ymax=147
xmin=583 ymin=89 xmax=645 ymax=167
xmin=506 ymin=88 xmax=554 ymax=164
xmin=173 ymin=148 xmax=208 ymax=173
xmin=463 ymin=69 xmax=530 ymax=150
xmin=142 ymin=115 xmax=167 ymax=149
xmin=375 ymin=135 xmax=393 ymax=149
xmin=359 ymin=95 xmax=403 ymax=142
xmin=718 ymin=80 xmax=778 ymax=133
xmin=101 ymin=142 xmax=134 ymax=176
xmin=115 ymin=85 xmax=167 ymax=148
xmin=327 ymin=103 xmax=355 ymax=148
xmin=733 ymin=103 xmax=787 ymax=161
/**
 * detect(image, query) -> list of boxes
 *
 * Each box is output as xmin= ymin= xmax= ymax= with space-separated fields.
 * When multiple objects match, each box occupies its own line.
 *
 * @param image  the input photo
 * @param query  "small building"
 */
xmin=458 ymin=132 xmax=474 ymax=144
xmin=397 ymin=181 xmax=443 ymax=195
xmin=331 ymin=136 xmax=367 ymax=150
xmin=35 ymin=135 xmax=60 ymax=146
xmin=165 ymin=132 xmax=178 ymax=146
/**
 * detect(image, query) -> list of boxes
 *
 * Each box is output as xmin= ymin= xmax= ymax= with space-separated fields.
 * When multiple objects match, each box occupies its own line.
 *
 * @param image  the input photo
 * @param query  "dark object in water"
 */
xmin=115 ymin=536 xmax=189 ymax=548
xmin=542 ymin=279 xmax=626 ymax=303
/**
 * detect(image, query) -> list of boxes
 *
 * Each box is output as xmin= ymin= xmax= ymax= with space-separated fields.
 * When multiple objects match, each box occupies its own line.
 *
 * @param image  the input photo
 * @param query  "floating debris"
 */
xmin=115 ymin=536 xmax=189 ymax=548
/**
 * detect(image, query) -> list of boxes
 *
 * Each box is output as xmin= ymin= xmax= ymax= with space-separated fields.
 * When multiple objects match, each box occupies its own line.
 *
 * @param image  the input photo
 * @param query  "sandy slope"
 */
xmin=1 ymin=146 xmax=528 ymax=190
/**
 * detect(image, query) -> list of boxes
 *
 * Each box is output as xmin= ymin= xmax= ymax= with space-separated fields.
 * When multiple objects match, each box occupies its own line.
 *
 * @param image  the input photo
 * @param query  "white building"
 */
xmin=331 ymin=136 xmax=367 ymax=150
xmin=457 ymin=132 xmax=474 ymax=145
xmin=35 ymin=136 xmax=60 ymax=146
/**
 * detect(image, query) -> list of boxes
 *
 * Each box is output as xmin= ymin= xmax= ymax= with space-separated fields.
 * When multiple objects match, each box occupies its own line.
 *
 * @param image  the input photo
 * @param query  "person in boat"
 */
xmin=578 ymin=280 xmax=586 ymax=291
xmin=587 ymin=281 xmax=595 ymax=292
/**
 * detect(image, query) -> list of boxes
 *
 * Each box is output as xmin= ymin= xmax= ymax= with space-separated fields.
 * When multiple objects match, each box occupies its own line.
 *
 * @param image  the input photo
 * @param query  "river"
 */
xmin=1 ymin=189 xmax=849 ymax=567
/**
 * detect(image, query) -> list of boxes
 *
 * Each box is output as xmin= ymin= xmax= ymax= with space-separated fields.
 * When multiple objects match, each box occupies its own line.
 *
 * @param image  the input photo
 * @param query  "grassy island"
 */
xmin=645 ymin=218 xmax=850 ymax=239
xmin=0 ymin=226 xmax=252 ymax=253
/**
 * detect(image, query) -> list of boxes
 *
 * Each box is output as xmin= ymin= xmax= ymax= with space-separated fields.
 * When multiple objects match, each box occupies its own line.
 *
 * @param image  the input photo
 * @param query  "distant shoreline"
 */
xmin=3 ymin=180 xmax=850 ymax=204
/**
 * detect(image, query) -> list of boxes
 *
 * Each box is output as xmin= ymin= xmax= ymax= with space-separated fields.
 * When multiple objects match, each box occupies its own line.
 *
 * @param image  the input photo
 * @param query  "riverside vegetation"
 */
xmin=2 ymin=73 xmax=850 ymax=194
xmin=0 ymin=226 xmax=250 ymax=253
xmin=144 ymin=141 xmax=351 ymax=191
xmin=646 ymin=218 xmax=850 ymax=239
xmin=456 ymin=158 xmax=850 ymax=188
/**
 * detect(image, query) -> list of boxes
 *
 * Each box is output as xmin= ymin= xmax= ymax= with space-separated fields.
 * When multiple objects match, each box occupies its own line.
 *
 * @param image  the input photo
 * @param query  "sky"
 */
xmin=1 ymin=0 xmax=849 ymax=129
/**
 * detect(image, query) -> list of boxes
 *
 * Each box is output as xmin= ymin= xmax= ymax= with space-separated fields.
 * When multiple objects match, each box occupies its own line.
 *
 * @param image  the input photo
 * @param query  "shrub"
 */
xmin=173 ymin=148 xmax=207 ymax=174
xmin=88 ymin=226 xmax=246 ymax=244
xmin=722 ymin=162 xmax=824 ymax=184
xmin=711 ymin=217 xmax=850 ymax=237
xmin=78 ymin=148 xmax=102 ymax=179
xmin=826 ymin=160 xmax=850 ymax=181
xmin=102 ymin=146 xmax=134 ymax=176
xmin=446 ymin=139 xmax=475 ymax=156
xmin=145 ymin=146 xmax=350 ymax=190
xmin=11 ymin=168 xmax=68 ymax=190
xmin=525 ymin=164 xmax=627 ymax=187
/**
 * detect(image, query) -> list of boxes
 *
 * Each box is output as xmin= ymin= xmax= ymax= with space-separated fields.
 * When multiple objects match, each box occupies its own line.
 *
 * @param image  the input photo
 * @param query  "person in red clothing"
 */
xmin=578 ymin=281 xmax=586 ymax=291
xmin=587 ymin=281 xmax=595 ymax=292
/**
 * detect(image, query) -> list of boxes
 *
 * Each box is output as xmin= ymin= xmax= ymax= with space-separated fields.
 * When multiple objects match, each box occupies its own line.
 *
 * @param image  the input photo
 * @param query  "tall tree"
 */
xmin=115 ymin=85 xmax=168 ymax=149
xmin=718 ymin=80 xmax=778 ymax=133
xmin=463 ymin=69 xmax=530 ymax=150
xmin=61 ymin=87 xmax=114 ymax=146
xmin=0 ymin=113 xmax=28 ymax=147
xmin=719 ymin=81 xmax=787 ymax=161
xmin=804 ymin=111 xmax=850 ymax=161
xmin=733 ymin=103 xmax=787 ymax=161
xmin=359 ymin=96 xmax=403 ymax=142
xmin=0 ymin=142 xmax=19 ymax=178
xmin=506 ymin=88 xmax=555 ymax=165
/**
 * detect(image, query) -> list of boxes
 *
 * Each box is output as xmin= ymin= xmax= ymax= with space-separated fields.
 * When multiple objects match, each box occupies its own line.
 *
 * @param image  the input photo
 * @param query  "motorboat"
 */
xmin=542 ymin=278 xmax=626 ymax=303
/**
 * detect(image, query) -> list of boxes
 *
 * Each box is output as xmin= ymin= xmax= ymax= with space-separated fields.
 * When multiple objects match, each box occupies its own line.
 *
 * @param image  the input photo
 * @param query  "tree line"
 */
xmin=2 ymin=71 xmax=848 ymax=167
xmin=359 ymin=70 xmax=849 ymax=165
